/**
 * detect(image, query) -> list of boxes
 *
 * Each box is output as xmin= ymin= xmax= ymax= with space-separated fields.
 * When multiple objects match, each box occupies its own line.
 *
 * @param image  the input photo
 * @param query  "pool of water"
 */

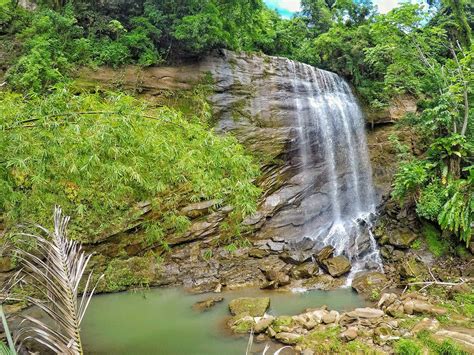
xmin=82 ymin=287 xmax=365 ymax=355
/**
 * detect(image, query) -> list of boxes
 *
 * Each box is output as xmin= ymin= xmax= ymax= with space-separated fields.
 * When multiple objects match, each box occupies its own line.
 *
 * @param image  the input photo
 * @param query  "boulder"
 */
xmin=272 ymin=315 xmax=296 ymax=332
xmin=399 ymin=257 xmax=428 ymax=280
xmin=388 ymin=230 xmax=417 ymax=249
xmin=228 ymin=297 xmax=270 ymax=317
xmin=280 ymin=250 xmax=313 ymax=265
xmin=380 ymin=246 xmax=394 ymax=260
xmin=412 ymin=300 xmax=446 ymax=316
xmin=322 ymin=310 xmax=340 ymax=324
xmin=378 ymin=293 xmax=398 ymax=309
xmin=254 ymin=316 xmax=275 ymax=333
xmin=261 ymin=269 xmax=291 ymax=289
xmin=192 ymin=296 xmax=224 ymax=312
xmin=303 ymin=274 xmax=346 ymax=290
xmin=315 ymin=246 xmax=334 ymax=263
xmin=402 ymin=300 xmax=414 ymax=315
xmin=340 ymin=327 xmax=358 ymax=342
xmin=228 ymin=314 xmax=255 ymax=333
xmin=351 ymin=271 xmax=388 ymax=296
xmin=288 ymin=237 xmax=317 ymax=251
xmin=321 ymin=256 xmax=351 ymax=277
xmin=274 ymin=332 xmax=302 ymax=345
xmin=346 ymin=308 xmax=384 ymax=319
xmin=290 ymin=263 xmax=318 ymax=279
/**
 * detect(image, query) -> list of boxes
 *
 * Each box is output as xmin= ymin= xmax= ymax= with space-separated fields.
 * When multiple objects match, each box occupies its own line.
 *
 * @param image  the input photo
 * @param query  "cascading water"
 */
xmin=287 ymin=60 xmax=383 ymax=279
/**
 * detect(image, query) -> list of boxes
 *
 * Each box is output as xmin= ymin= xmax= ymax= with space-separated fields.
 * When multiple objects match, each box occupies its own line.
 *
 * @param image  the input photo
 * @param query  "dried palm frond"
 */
xmin=11 ymin=206 xmax=103 ymax=354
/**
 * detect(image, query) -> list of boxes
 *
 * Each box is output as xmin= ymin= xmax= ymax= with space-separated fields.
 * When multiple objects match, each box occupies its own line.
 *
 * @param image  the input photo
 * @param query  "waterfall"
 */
xmin=287 ymin=60 xmax=382 ymax=277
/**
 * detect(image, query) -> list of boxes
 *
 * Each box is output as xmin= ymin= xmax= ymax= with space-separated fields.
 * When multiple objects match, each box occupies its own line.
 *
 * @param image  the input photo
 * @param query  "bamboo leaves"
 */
xmin=0 ymin=87 xmax=261 ymax=244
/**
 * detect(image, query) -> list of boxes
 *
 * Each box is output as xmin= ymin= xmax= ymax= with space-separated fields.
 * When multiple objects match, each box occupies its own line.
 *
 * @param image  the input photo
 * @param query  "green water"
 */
xmin=82 ymin=287 xmax=365 ymax=355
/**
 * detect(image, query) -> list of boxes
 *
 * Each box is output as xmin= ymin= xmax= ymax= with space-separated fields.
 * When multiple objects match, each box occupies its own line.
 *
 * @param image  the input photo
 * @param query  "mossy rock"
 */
xmin=228 ymin=314 xmax=255 ymax=334
xmin=102 ymin=255 xmax=157 ymax=292
xmin=272 ymin=315 xmax=294 ymax=332
xmin=399 ymin=257 xmax=428 ymax=280
xmin=351 ymin=271 xmax=388 ymax=297
xmin=388 ymin=230 xmax=417 ymax=249
xmin=228 ymin=297 xmax=270 ymax=317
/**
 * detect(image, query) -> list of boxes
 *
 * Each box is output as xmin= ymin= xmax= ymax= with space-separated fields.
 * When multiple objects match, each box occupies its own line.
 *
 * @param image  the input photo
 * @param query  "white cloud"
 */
xmin=374 ymin=0 xmax=402 ymax=14
xmin=277 ymin=0 xmax=302 ymax=12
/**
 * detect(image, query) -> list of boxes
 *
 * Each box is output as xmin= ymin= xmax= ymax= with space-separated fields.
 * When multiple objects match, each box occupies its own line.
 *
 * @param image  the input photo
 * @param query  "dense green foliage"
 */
xmin=0 ymin=86 xmax=260 ymax=243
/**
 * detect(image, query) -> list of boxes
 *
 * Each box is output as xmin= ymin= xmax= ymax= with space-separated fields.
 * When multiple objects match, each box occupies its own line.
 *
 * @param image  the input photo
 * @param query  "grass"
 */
xmin=395 ymin=339 xmax=422 ymax=355
xmin=395 ymin=331 xmax=468 ymax=355
xmin=301 ymin=326 xmax=374 ymax=354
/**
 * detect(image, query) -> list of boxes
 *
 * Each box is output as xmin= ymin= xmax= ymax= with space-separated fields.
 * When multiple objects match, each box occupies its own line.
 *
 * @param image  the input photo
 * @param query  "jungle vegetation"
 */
xmin=0 ymin=0 xmax=472 ymax=247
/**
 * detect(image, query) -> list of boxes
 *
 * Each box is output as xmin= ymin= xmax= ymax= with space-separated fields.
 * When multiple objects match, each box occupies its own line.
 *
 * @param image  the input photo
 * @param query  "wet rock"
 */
xmin=290 ymin=263 xmax=318 ymax=279
xmin=388 ymin=230 xmax=417 ymax=249
xmin=314 ymin=246 xmax=334 ymax=263
xmin=351 ymin=271 xmax=388 ymax=297
xmin=321 ymin=256 xmax=351 ymax=277
xmin=274 ymin=332 xmax=302 ymax=345
xmin=254 ymin=316 xmax=275 ymax=333
xmin=228 ymin=297 xmax=270 ymax=317
xmin=280 ymin=250 xmax=313 ymax=265
xmin=340 ymin=327 xmax=358 ymax=342
xmin=192 ymin=296 xmax=224 ymax=312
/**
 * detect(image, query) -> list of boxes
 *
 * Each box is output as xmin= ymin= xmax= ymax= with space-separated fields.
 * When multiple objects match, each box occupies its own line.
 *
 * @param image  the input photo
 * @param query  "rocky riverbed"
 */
xmin=225 ymin=289 xmax=474 ymax=354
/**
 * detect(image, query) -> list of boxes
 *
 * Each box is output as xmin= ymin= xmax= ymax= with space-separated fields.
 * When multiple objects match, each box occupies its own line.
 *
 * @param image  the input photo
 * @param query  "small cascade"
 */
xmin=286 ymin=59 xmax=382 ymax=277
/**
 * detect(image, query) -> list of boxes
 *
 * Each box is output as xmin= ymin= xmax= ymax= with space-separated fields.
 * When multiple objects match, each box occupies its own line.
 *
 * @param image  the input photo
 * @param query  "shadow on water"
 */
xmin=81 ymin=287 xmax=365 ymax=355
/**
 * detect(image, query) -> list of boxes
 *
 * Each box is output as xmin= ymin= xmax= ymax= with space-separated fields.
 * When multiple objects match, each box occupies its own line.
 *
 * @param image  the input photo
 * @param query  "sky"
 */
xmin=263 ymin=0 xmax=414 ymax=18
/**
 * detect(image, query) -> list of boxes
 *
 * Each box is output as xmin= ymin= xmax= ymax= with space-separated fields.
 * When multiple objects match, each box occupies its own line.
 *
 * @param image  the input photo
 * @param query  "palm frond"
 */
xmin=11 ymin=206 xmax=103 ymax=355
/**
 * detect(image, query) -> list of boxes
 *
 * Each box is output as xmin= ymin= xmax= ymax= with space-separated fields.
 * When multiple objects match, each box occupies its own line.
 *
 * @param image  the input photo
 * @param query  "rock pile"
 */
xmin=226 ymin=292 xmax=473 ymax=353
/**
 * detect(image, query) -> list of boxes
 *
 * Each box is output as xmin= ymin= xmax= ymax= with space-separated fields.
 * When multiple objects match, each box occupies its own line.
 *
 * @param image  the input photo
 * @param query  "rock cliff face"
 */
xmin=74 ymin=50 xmax=407 ymax=291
